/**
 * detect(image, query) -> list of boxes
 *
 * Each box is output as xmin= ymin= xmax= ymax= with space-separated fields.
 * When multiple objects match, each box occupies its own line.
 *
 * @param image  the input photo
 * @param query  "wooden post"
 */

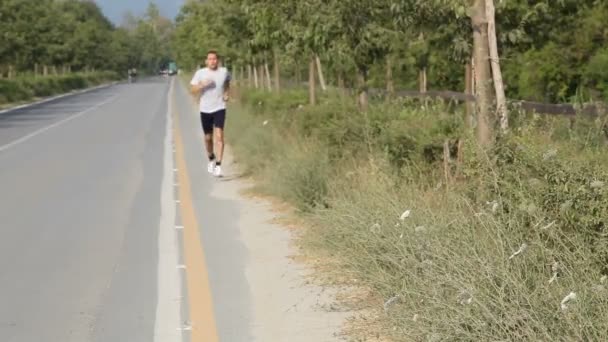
xmin=419 ymin=67 xmax=428 ymax=93
xmin=338 ymin=72 xmax=345 ymax=96
xmin=472 ymin=0 xmax=494 ymax=146
xmin=315 ymin=54 xmax=326 ymax=91
xmin=253 ymin=64 xmax=259 ymax=89
xmin=386 ymin=56 xmax=394 ymax=96
xmin=309 ymin=56 xmax=316 ymax=105
xmin=258 ymin=65 xmax=264 ymax=90
xmin=273 ymin=49 xmax=280 ymax=93
xmin=443 ymin=140 xmax=452 ymax=186
xmin=295 ymin=62 xmax=301 ymax=86
xmin=486 ymin=0 xmax=508 ymax=132
xmin=247 ymin=65 xmax=252 ymax=88
xmin=357 ymin=70 xmax=368 ymax=111
xmin=465 ymin=62 xmax=474 ymax=127
xmin=454 ymin=139 xmax=465 ymax=181
xmin=264 ymin=60 xmax=272 ymax=91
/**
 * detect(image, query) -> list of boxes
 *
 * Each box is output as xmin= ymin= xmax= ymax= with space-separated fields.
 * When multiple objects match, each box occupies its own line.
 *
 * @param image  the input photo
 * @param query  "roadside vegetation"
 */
xmin=174 ymin=0 xmax=608 ymax=339
xmin=229 ymin=88 xmax=608 ymax=341
xmin=0 ymin=72 xmax=119 ymax=106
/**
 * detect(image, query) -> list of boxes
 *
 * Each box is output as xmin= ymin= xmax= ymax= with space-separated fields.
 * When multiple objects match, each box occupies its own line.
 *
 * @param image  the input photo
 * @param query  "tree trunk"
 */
xmin=386 ymin=56 xmax=395 ymax=96
xmin=295 ymin=62 xmax=301 ymax=85
xmin=357 ymin=70 xmax=368 ymax=111
xmin=247 ymin=64 xmax=253 ymax=87
xmin=273 ymin=49 xmax=280 ymax=93
xmin=258 ymin=65 xmax=265 ymax=90
xmin=34 ymin=63 xmax=39 ymax=77
xmin=471 ymin=0 xmax=494 ymax=147
xmin=315 ymin=54 xmax=327 ymax=91
xmin=8 ymin=65 xmax=14 ymax=79
xmin=264 ymin=59 xmax=272 ymax=91
xmin=455 ymin=138 xmax=465 ymax=180
xmin=443 ymin=139 xmax=452 ymax=185
xmin=43 ymin=65 xmax=49 ymax=76
xmin=465 ymin=62 xmax=474 ymax=127
xmin=486 ymin=0 xmax=508 ymax=132
xmin=338 ymin=73 xmax=345 ymax=95
xmin=253 ymin=64 xmax=259 ymax=89
xmin=419 ymin=67 xmax=427 ymax=93
xmin=309 ymin=56 xmax=316 ymax=105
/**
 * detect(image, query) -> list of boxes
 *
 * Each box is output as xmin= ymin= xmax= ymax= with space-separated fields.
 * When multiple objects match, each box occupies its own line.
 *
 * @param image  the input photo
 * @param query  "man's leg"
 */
xmin=201 ymin=112 xmax=215 ymax=161
xmin=213 ymin=110 xmax=227 ymax=165
xmin=205 ymin=133 xmax=214 ymax=158
xmin=215 ymin=127 xmax=224 ymax=164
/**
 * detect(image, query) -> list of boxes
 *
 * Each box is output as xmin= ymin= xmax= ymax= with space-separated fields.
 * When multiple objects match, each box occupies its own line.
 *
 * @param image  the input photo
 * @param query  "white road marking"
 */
xmin=153 ymin=78 xmax=183 ymax=342
xmin=177 ymin=324 xmax=192 ymax=331
xmin=0 ymin=95 xmax=118 ymax=153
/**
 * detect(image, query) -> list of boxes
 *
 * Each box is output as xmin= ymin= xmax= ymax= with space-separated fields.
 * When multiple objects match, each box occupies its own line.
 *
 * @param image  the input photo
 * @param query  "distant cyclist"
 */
xmin=190 ymin=50 xmax=231 ymax=177
xmin=128 ymin=68 xmax=138 ymax=83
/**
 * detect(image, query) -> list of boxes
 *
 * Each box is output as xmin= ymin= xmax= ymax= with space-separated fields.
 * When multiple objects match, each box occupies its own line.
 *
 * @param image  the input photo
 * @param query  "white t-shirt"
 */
xmin=190 ymin=67 xmax=231 ymax=113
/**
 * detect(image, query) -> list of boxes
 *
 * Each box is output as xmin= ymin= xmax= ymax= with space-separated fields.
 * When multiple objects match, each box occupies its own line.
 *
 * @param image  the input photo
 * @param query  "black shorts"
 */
xmin=200 ymin=109 xmax=226 ymax=135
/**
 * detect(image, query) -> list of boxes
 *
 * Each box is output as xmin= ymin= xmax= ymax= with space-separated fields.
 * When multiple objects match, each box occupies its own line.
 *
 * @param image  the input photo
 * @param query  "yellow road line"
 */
xmin=171 ymin=80 xmax=219 ymax=342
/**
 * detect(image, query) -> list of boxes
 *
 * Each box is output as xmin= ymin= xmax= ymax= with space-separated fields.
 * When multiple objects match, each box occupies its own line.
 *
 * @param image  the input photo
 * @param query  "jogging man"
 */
xmin=190 ymin=50 xmax=231 ymax=177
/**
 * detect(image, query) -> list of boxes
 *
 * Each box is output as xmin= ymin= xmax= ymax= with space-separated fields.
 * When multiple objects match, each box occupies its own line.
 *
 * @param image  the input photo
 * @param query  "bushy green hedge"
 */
xmin=230 ymin=88 xmax=608 ymax=340
xmin=0 ymin=71 xmax=120 ymax=105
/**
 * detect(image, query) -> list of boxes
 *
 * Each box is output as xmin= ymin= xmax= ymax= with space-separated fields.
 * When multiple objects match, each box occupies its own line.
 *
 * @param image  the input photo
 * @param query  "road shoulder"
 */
xmin=210 ymin=148 xmax=351 ymax=341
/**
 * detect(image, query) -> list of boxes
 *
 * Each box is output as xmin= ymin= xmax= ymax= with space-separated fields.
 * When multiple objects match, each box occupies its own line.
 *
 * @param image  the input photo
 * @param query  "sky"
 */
xmin=95 ymin=0 xmax=185 ymax=25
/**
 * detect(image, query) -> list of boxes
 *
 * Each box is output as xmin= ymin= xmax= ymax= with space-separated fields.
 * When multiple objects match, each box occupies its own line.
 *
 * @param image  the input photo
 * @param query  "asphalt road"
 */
xmin=0 ymin=77 xmax=207 ymax=342
xmin=0 ymin=76 xmax=345 ymax=342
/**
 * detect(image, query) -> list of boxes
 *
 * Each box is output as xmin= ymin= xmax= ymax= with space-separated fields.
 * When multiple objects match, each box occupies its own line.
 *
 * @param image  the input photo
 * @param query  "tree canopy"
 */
xmin=0 ymin=0 xmax=173 ymax=75
xmin=172 ymin=0 xmax=608 ymax=102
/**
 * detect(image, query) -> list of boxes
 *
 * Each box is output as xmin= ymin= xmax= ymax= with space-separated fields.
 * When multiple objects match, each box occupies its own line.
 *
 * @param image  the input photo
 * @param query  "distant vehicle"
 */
xmin=168 ymin=62 xmax=178 ymax=76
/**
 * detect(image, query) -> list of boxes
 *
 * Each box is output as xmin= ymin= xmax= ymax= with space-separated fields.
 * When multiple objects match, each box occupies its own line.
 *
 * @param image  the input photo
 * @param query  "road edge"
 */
xmin=153 ymin=78 xmax=184 ymax=342
xmin=0 ymin=81 xmax=121 ymax=115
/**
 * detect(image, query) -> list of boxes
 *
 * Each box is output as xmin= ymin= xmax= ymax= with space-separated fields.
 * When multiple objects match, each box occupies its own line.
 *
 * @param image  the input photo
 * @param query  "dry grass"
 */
xmin=228 ymin=87 xmax=608 ymax=341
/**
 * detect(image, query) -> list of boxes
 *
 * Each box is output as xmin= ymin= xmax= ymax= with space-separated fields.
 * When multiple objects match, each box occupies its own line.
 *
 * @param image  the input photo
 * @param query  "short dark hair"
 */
xmin=207 ymin=50 xmax=219 ymax=59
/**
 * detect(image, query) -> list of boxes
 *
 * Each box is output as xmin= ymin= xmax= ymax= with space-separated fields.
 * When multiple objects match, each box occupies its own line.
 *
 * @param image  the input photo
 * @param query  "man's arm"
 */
xmin=190 ymin=70 xmax=213 ymax=96
xmin=190 ymin=71 xmax=202 ymax=95
xmin=190 ymin=83 xmax=204 ymax=96
xmin=223 ymin=71 xmax=231 ymax=101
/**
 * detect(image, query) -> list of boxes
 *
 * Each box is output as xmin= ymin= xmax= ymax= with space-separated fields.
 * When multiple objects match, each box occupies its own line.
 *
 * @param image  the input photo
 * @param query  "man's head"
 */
xmin=206 ymin=50 xmax=219 ymax=70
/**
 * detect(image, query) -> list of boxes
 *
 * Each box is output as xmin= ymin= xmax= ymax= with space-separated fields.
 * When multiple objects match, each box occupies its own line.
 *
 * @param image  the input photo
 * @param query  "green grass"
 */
xmin=0 ymin=71 xmax=120 ymax=106
xmin=228 ymin=87 xmax=608 ymax=341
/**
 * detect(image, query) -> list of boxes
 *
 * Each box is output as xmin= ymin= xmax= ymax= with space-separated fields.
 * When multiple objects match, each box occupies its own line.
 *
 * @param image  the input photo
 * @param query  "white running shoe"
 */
xmin=207 ymin=161 xmax=215 ymax=174
xmin=213 ymin=165 xmax=222 ymax=177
